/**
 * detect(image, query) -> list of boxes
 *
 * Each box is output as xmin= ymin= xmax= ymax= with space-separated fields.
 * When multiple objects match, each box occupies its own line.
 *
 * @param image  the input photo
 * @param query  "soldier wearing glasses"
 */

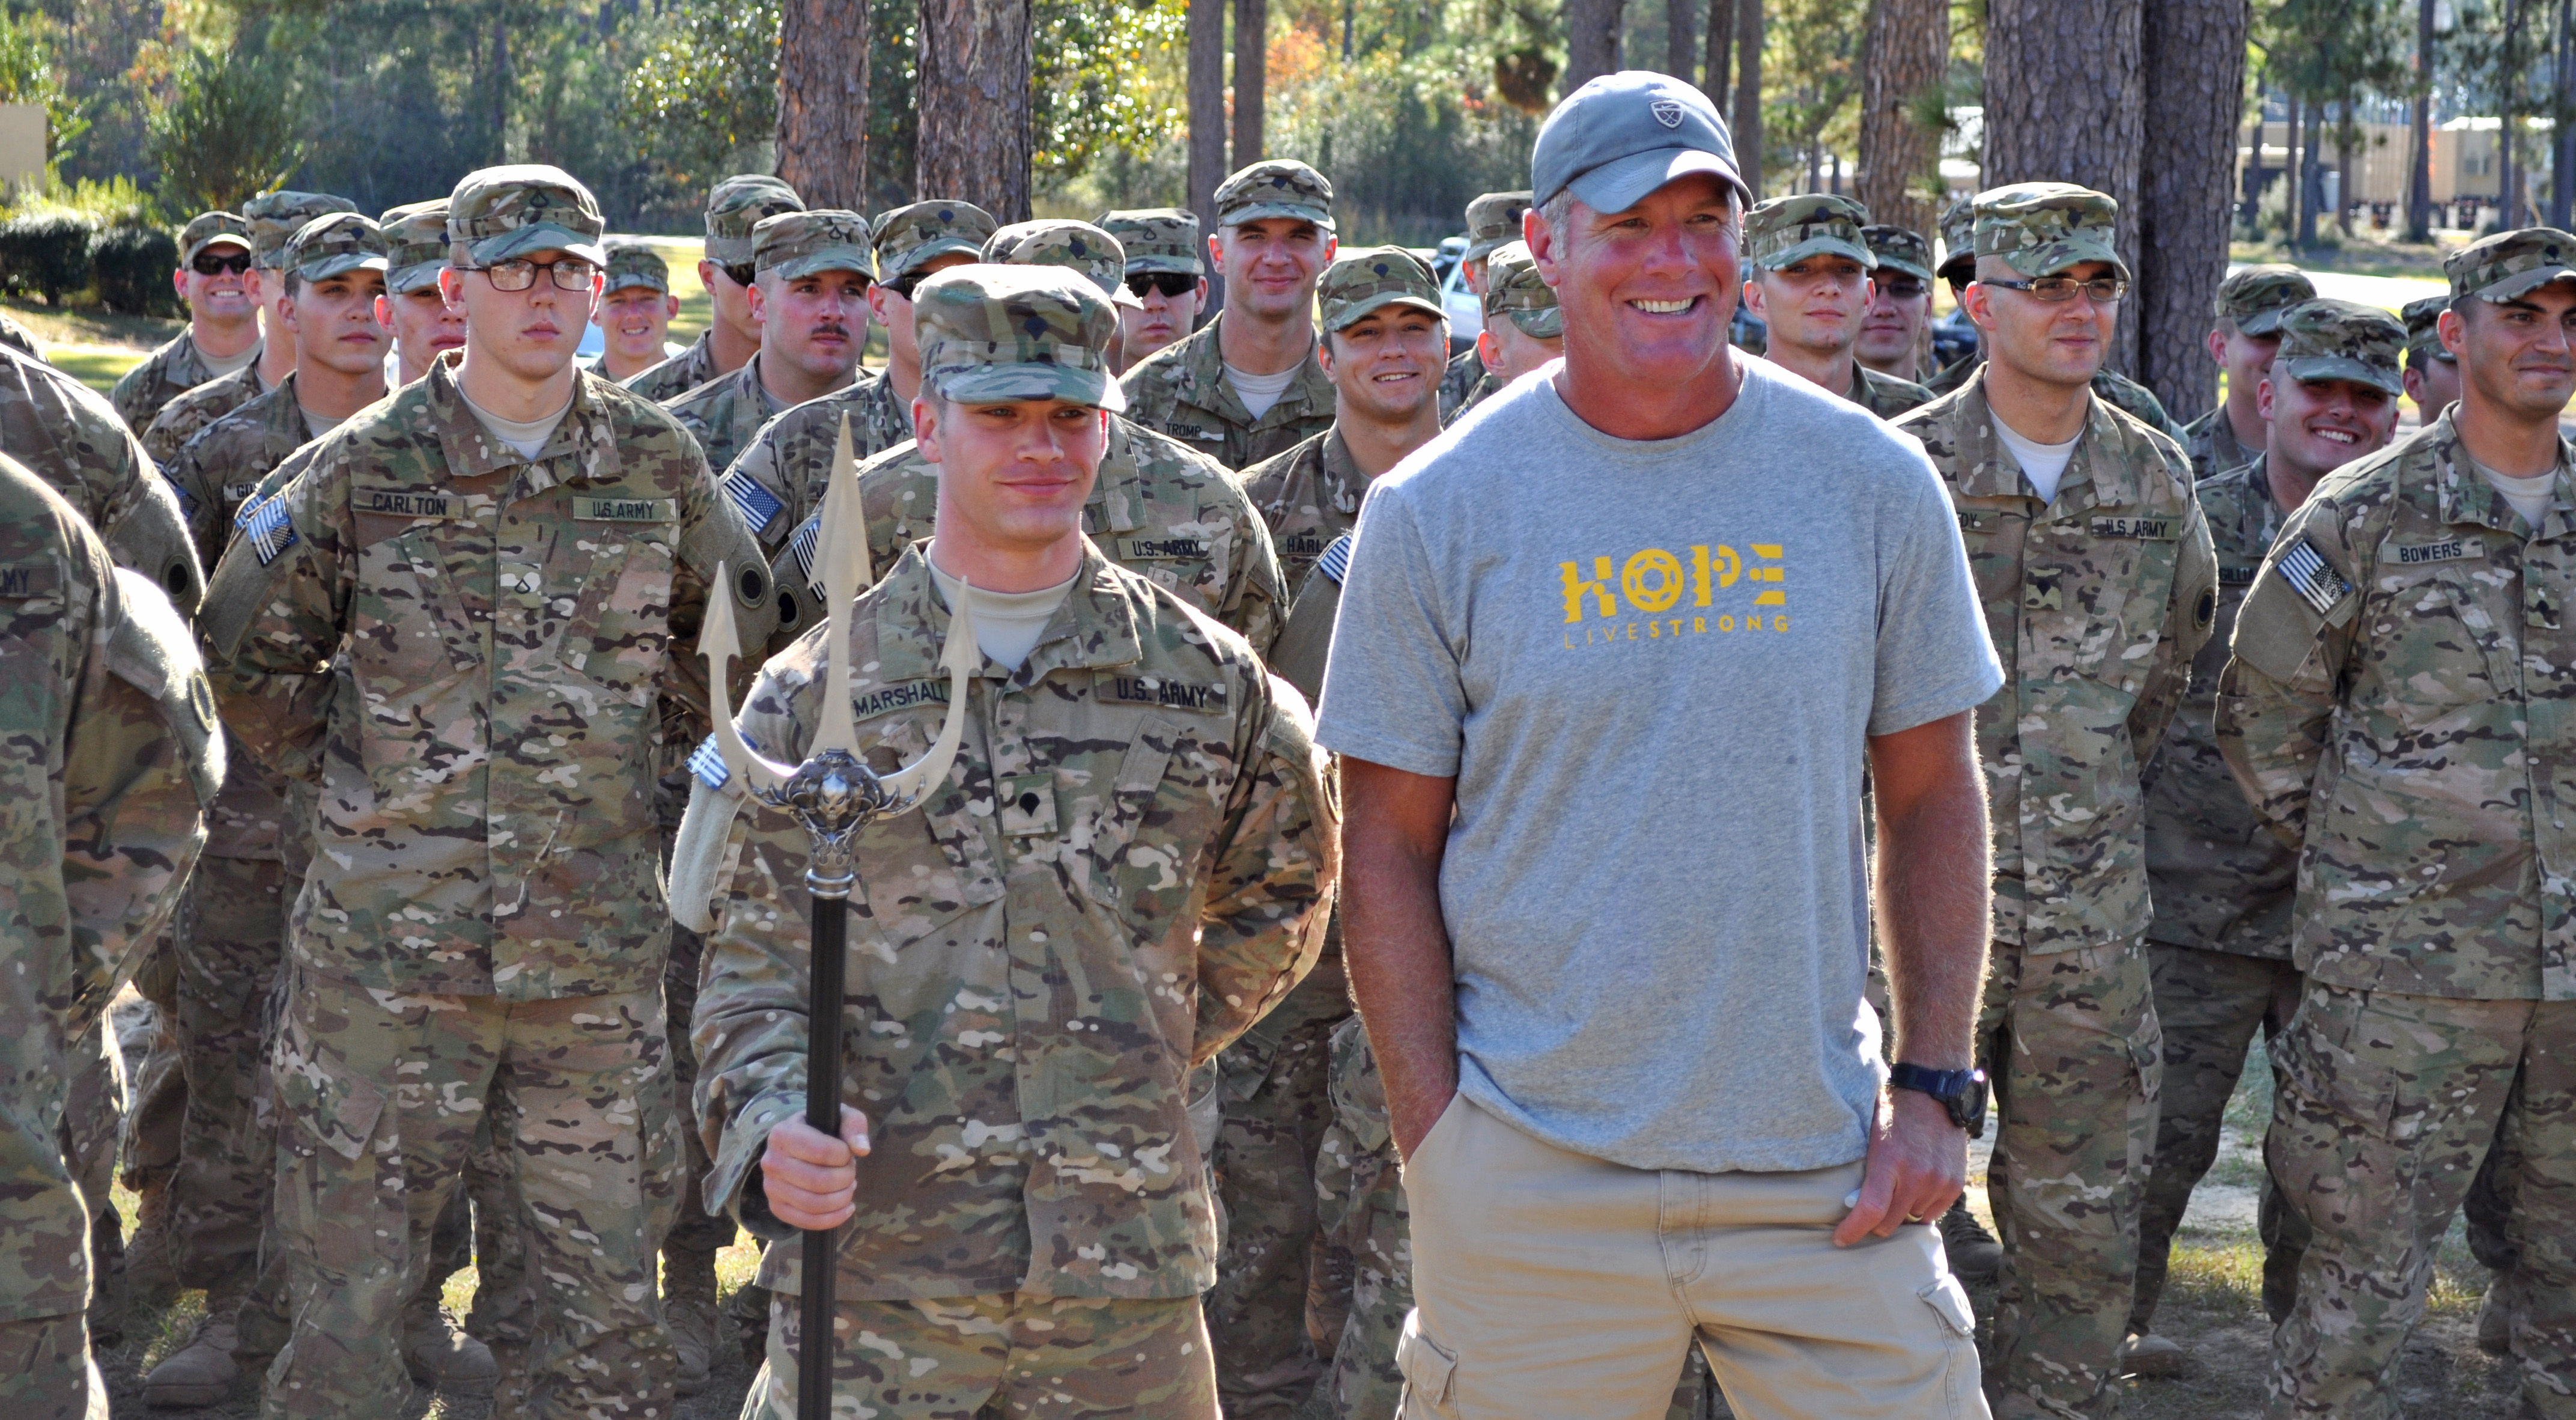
xmin=1893 ymin=182 xmax=2217 ymax=1420
xmin=1102 ymin=209 xmax=1209 ymax=373
xmin=142 ymin=192 xmax=359 ymax=464
xmin=1855 ymin=224 xmax=1937 ymax=385
xmin=198 ymin=163 xmax=775 ymax=1418
xmin=625 ymin=175 xmax=807 ymax=403
xmin=112 ymin=212 xmax=266 ymax=431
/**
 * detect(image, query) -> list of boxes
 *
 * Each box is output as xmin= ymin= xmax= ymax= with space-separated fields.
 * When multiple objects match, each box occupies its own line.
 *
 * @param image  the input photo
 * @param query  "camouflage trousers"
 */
xmin=2132 ymin=943 xmax=2304 ymax=1335
xmin=1208 ymin=961 xmax=1350 ymax=1418
xmin=2265 ymin=987 xmax=2576 ymax=1420
xmin=120 ymin=929 xmax=185 ymax=1202
xmin=1976 ymin=936 xmax=2160 ymax=1420
xmin=744 ymin=1289 xmax=1218 ymax=1419
xmin=0 ymin=1314 xmax=108 ymax=1420
xmin=260 ymin=975 xmax=679 ymax=1420
xmin=64 ymin=1017 xmax=123 ymax=1339
xmin=166 ymin=855 xmax=288 ymax=1296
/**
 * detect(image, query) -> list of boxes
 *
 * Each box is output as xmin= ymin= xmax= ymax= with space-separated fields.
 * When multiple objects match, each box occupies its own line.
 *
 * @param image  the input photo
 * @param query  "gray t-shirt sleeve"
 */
xmin=1866 ymin=442 xmax=2003 ymax=737
xmin=1314 ymin=488 xmax=1463 ymax=777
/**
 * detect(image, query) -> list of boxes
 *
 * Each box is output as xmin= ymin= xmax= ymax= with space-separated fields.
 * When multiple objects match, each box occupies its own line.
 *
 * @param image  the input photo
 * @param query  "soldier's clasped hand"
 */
xmin=761 ymin=1105 xmax=872 ymax=1231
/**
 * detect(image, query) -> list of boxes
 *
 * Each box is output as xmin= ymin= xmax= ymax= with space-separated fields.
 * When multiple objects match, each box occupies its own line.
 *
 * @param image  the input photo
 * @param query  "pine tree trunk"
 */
xmin=1856 ymin=0 xmax=1947 ymax=237
xmin=1734 ymin=0 xmax=1763 ymax=199
xmin=1706 ymin=0 xmax=1735 ymax=108
xmin=1668 ymin=0 xmax=1696 ymax=81
xmin=1187 ymin=0 xmax=1226 ymax=216
xmin=1565 ymin=0 xmax=1627 ymax=96
xmin=1232 ymin=0 xmax=1265 ymax=166
xmin=915 ymin=0 xmax=1032 ymax=221
xmin=2136 ymin=0 xmax=2247 ymax=422
xmin=2408 ymin=0 xmax=2434 ymax=240
xmin=775 ymin=0 xmax=871 ymax=211
xmin=1984 ymin=0 xmax=2143 ymax=371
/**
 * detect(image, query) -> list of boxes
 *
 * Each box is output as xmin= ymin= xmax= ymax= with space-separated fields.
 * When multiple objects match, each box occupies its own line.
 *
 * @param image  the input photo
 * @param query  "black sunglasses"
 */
xmin=1878 ymin=278 xmax=1928 ymax=299
xmin=192 ymin=249 xmax=253 ymax=276
xmin=1125 ymin=270 xmax=1197 ymax=299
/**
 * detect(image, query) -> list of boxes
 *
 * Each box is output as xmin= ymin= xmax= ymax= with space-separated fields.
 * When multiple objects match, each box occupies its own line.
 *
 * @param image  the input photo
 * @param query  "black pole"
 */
xmin=798 ymin=880 xmax=851 ymax=1420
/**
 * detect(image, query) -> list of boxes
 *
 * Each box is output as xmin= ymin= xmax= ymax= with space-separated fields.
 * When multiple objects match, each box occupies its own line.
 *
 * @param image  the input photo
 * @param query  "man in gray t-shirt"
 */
xmin=1316 ymin=72 xmax=2002 ymax=1419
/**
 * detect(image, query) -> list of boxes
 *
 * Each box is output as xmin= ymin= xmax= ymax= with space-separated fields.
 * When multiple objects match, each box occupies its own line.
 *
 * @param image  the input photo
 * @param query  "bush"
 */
xmin=91 ymin=225 xmax=180 ymax=317
xmin=0 ymin=212 xmax=97 ymax=306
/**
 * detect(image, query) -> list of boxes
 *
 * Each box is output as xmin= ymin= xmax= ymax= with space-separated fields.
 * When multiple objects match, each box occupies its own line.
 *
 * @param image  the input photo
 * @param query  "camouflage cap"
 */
xmin=1744 ymin=193 xmax=1876 ymax=273
xmin=914 ymin=263 xmax=1125 ymax=412
xmin=1101 ymin=208 xmax=1201 ymax=276
xmin=1936 ymin=194 xmax=1978 ymax=283
xmin=2272 ymin=297 xmax=2406 ymax=397
xmin=243 ymin=191 xmax=359 ymax=269
xmin=2444 ymin=225 xmax=2576 ymax=303
xmin=752 ymin=209 xmax=876 ymax=282
xmin=1317 ymin=246 xmax=1442 ymax=332
xmin=985 ymin=219 xmax=1140 ymax=308
xmin=1462 ymin=190 xmax=1534 ymax=264
xmin=603 ymin=239 xmax=670 ymax=294
xmin=705 ymin=174 xmax=805 ymax=263
xmin=2401 ymin=293 xmax=2455 ymax=362
xmin=1482 ymin=240 xmax=1563 ymax=338
xmin=281 ymin=212 xmax=389 ymax=284
xmin=1212 ymin=159 xmax=1334 ymax=231
xmin=1861 ymin=224 xmax=1935 ymax=283
xmin=446 ymin=164 xmax=606 ymax=266
xmin=2213 ymin=264 xmax=2316 ymax=335
xmin=180 ymin=211 xmax=251 ymax=264
xmin=1972 ymin=182 xmax=2128 ymax=281
xmin=378 ymin=200 xmax=450 ymax=294
xmin=874 ymin=200 xmax=1000 ymax=282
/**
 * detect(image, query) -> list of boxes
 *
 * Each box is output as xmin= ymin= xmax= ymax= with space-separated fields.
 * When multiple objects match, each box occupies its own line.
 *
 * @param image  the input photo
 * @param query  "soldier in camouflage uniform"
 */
xmin=142 ymin=192 xmax=358 ymax=464
xmin=664 ymin=210 xmax=873 ymax=475
xmin=593 ymin=241 xmax=683 ymax=383
xmin=2125 ymin=299 xmax=2407 ymax=1377
xmin=2217 ymin=227 xmax=2576 ymax=1420
xmin=1892 ymin=183 xmax=2217 ymax=1420
xmin=111 ymin=211 xmax=264 ymax=431
xmin=377 ymin=200 xmax=467 ymax=386
xmin=2178 ymin=265 xmax=2315 ymax=480
xmin=625 ymin=174 xmax=806 ymax=402
xmin=2401 ymin=293 xmax=2460 ymax=421
xmin=1436 ymin=190 xmax=1531 ymax=420
xmin=1449 ymin=240 xmax=1563 ymax=422
xmin=682 ymin=260 xmax=1337 ymax=1420
xmin=0 ymin=453 xmax=219 ymax=1420
xmin=1122 ymin=161 xmax=1340 ymax=470
xmin=1855 ymin=224 xmax=1936 ymax=383
xmin=1740 ymin=193 xmax=1933 ymax=418
xmin=197 ymin=164 xmax=777 ymax=1419
xmin=1925 ymin=192 xmax=2187 ymax=442
xmin=1104 ymin=208 xmax=1209 ymax=373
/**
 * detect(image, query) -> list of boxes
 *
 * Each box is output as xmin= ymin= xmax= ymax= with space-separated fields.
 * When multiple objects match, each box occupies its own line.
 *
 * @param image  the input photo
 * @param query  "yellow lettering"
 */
xmin=1692 ymin=616 xmax=1706 ymax=633
xmin=1718 ymin=614 xmax=1734 ymax=632
xmin=1755 ymin=591 xmax=1786 ymax=606
xmin=1692 ymin=544 xmax=1741 ymax=600
xmin=1774 ymin=615 xmax=1790 ymax=632
xmin=1752 ymin=543 xmax=1783 ymax=558
xmin=1560 ymin=558 xmax=1617 ymax=622
xmin=1622 ymin=548 xmax=1684 ymax=613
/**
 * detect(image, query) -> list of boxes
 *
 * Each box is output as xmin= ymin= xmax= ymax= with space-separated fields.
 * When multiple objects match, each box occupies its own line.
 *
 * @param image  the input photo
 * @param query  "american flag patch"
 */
xmin=688 ymin=733 xmax=729 ymax=790
xmin=723 ymin=469 xmax=784 ymax=536
xmin=2276 ymin=537 xmax=2349 ymax=617
xmin=245 ymin=497 xmax=297 ymax=566
xmin=232 ymin=491 xmax=268 ymax=531
xmin=1315 ymin=533 xmax=1354 ymax=587
xmin=788 ymin=513 xmax=822 ymax=595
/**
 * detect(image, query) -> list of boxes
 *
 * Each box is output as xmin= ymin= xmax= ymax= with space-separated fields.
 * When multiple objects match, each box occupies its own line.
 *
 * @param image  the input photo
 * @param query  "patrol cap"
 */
xmin=1861 ymin=224 xmax=1935 ymax=283
xmin=180 ymin=211 xmax=251 ymax=264
xmin=2444 ymin=225 xmax=2576 ymax=304
xmin=1482 ymin=240 xmax=1563 ymax=338
xmin=1744 ymin=193 xmax=1876 ymax=273
xmin=1463 ymin=190 xmax=1534 ymax=263
xmin=1213 ymin=160 xmax=1335 ymax=231
xmin=243 ymin=191 xmax=359 ymax=269
xmin=985 ymin=219 xmax=1141 ymax=308
xmin=752 ymin=210 xmax=876 ymax=282
xmin=913 ymin=263 xmax=1125 ymax=412
xmin=446 ymin=165 xmax=606 ymax=266
xmin=705 ymin=174 xmax=805 ymax=263
xmin=1101 ymin=209 xmax=1201 ymax=276
xmin=1318 ymin=246 xmax=1443 ymax=332
xmin=1936 ymin=195 xmax=1977 ymax=283
xmin=1532 ymin=70 xmax=1749 ymax=216
xmin=281 ymin=212 xmax=389 ymax=284
xmin=379 ymin=201 xmax=450 ymax=294
xmin=2213 ymin=264 xmax=2316 ymax=335
xmin=874 ymin=200 xmax=1000 ymax=282
xmin=2401 ymin=294 xmax=2454 ymax=363
xmin=1972 ymin=182 xmax=2128 ymax=281
xmin=2271 ymin=297 xmax=2406 ymax=397
xmin=603 ymin=239 xmax=671 ymax=295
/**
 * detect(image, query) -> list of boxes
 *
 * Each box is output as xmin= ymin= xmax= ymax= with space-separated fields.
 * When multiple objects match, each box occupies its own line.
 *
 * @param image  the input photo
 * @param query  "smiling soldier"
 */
xmin=1740 ymin=193 xmax=1930 ymax=418
xmin=112 ymin=211 xmax=263 ymax=431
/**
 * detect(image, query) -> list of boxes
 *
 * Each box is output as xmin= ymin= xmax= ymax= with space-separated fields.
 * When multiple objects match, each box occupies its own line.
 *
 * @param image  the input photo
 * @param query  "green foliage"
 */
xmin=0 ymin=10 xmax=88 ymax=164
xmin=148 ymin=39 xmax=305 ymax=215
xmin=0 ymin=209 xmax=93 ymax=306
xmin=1033 ymin=0 xmax=1189 ymax=184
xmin=621 ymin=0 xmax=783 ymax=200
xmin=90 ymin=224 xmax=180 ymax=315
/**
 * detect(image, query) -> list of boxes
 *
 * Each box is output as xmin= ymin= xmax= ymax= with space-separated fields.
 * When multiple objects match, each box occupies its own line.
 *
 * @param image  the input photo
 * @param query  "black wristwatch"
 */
xmin=1889 ymin=1063 xmax=1988 ymax=1139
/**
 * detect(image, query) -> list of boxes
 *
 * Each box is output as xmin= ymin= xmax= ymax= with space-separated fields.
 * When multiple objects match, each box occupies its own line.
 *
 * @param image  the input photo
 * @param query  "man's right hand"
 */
xmin=1391 ymin=1086 xmax=1458 ymax=1163
xmin=761 ymin=1104 xmax=872 ymax=1230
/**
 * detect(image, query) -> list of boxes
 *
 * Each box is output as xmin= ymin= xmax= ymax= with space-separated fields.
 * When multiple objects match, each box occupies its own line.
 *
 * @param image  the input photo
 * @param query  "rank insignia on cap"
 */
xmin=2276 ymin=537 xmax=2350 ymax=618
xmin=246 ymin=498 xmax=298 ymax=566
xmin=723 ymin=469 xmax=785 ymax=537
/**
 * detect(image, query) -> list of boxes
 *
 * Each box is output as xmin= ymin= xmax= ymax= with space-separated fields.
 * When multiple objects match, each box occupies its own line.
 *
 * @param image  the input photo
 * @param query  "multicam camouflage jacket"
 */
xmin=765 ymin=417 xmax=1287 ymax=655
xmin=1848 ymin=363 xmax=1934 ymax=419
xmin=112 ymin=329 xmax=255 ymax=434
xmin=2181 ymin=406 xmax=2256 ymax=483
xmin=716 ymin=368 xmax=915 ymax=560
xmin=1241 ymin=427 xmax=1369 ymax=596
xmin=141 ymin=361 xmax=266 ymax=465
xmin=1119 ymin=312 xmax=1337 ymax=471
xmin=691 ymin=543 xmax=1337 ymax=1300
xmin=1926 ymin=353 xmax=2189 ymax=443
xmin=198 ymin=359 xmax=776 ymax=1001
xmin=623 ymin=329 xmax=722 ymax=404
xmin=1894 ymin=369 xmax=2217 ymax=953
xmin=0 ymin=343 xmax=203 ymax=614
xmin=0 ymin=456 xmax=217 ymax=1321
xmin=2219 ymin=411 xmax=2576 ymax=1001
xmin=2143 ymin=456 xmax=2294 ymax=959
xmin=663 ymin=357 xmax=797 ymax=483
xmin=1436 ymin=347 xmax=1489 ymax=423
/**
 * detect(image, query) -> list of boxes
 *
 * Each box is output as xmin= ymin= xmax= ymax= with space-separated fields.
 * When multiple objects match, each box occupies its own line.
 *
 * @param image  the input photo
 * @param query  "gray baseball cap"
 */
xmin=1533 ymin=71 xmax=1748 ymax=216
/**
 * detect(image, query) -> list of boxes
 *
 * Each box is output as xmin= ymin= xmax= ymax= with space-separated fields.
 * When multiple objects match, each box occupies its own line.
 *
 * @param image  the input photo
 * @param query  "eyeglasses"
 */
xmin=191 ymin=249 xmax=253 ymax=276
xmin=1126 ymin=270 xmax=1197 ymax=299
xmin=1982 ymin=275 xmax=2128 ymax=304
xmin=472 ymin=257 xmax=599 ymax=292
xmin=1878 ymin=278 xmax=1928 ymax=299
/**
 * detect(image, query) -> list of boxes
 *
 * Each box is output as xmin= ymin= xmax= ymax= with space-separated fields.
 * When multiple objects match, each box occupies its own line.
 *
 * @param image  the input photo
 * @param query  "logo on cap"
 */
xmin=1651 ymin=100 xmax=1684 ymax=129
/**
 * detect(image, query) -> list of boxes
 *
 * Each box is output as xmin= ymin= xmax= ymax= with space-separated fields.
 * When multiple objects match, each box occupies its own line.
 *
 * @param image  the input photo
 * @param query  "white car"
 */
xmin=1440 ymin=255 xmax=1483 ymax=343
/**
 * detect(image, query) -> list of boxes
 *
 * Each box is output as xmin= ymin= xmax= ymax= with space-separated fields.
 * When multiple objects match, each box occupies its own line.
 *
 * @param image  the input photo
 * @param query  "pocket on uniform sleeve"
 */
xmin=1395 ymin=1309 xmax=1459 ymax=1416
